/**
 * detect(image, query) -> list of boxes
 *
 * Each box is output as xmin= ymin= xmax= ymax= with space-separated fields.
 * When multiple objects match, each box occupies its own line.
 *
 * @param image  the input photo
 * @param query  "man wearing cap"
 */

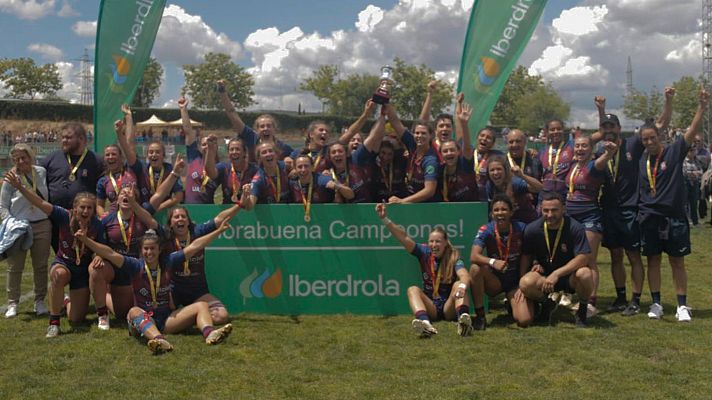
xmin=592 ymin=90 xmax=673 ymax=315
xmin=41 ymin=122 xmax=102 ymax=251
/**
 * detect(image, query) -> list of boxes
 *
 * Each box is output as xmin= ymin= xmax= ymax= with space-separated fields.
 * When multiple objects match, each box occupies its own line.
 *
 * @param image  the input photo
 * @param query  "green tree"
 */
xmin=0 ymin=57 xmax=62 ymax=100
xmin=623 ymin=86 xmax=663 ymax=124
xmin=133 ymin=57 xmax=163 ymax=108
xmin=514 ymin=83 xmax=570 ymax=134
xmin=390 ymin=57 xmax=452 ymax=120
xmin=299 ymin=65 xmax=339 ymax=113
xmin=490 ymin=65 xmax=543 ymax=127
xmin=331 ymin=73 xmax=381 ymax=116
xmin=182 ymin=52 xmax=254 ymax=109
xmin=670 ymin=76 xmax=702 ymax=129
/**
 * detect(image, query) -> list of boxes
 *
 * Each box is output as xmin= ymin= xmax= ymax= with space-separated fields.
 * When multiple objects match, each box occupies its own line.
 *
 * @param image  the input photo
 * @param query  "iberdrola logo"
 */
xmin=239 ymin=268 xmax=283 ymax=303
xmin=475 ymin=57 xmax=500 ymax=93
xmin=109 ymin=55 xmax=131 ymax=93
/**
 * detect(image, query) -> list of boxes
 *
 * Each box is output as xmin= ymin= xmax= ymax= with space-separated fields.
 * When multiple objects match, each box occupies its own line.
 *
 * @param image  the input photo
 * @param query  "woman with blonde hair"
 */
xmin=1 ymin=144 xmax=52 ymax=318
xmin=376 ymin=203 xmax=472 ymax=337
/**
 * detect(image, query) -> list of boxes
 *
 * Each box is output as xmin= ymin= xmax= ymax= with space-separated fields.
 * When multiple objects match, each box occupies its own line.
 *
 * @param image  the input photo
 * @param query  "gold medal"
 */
xmin=199 ymin=185 xmax=206 ymax=193
xmin=231 ymin=194 xmax=239 ymax=203
xmin=68 ymin=174 xmax=76 ymax=182
xmin=304 ymin=214 xmax=311 ymax=223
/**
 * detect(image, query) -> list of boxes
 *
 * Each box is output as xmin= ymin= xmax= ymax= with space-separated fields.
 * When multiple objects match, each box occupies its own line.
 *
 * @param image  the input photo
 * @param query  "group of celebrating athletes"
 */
xmin=0 ymin=79 xmax=707 ymax=349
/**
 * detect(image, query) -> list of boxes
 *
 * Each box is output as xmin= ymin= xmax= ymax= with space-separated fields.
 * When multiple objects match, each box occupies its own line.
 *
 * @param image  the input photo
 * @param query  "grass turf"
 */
xmin=1 ymin=225 xmax=711 ymax=399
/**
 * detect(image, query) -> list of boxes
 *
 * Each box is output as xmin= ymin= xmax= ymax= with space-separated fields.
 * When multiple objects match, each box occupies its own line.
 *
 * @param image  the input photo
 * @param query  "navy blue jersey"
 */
xmin=250 ymin=161 xmax=292 ymax=204
xmin=598 ymin=135 xmax=644 ymax=209
xmin=163 ymin=220 xmax=217 ymax=295
xmin=486 ymin=177 xmax=537 ymax=223
xmin=217 ymin=161 xmax=259 ymax=204
xmin=123 ymin=254 xmax=183 ymax=314
xmin=473 ymin=221 xmax=526 ymax=283
xmin=521 ymin=216 xmax=591 ymax=275
xmin=539 ymin=140 xmax=575 ymax=196
xmin=410 ymin=244 xmax=465 ymax=300
xmin=239 ymin=126 xmax=293 ymax=161
xmin=364 ymin=148 xmax=409 ymax=202
xmin=565 ymin=160 xmax=606 ymax=215
xmin=184 ymin=142 xmax=223 ymax=204
xmin=96 ymin=165 xmax=139 ymax=214
xmin=329 ymin=147 xmax=373 ymax=202
xmin=290 ymin=147 xmax=330 ymax=173
xmin=135 ymin=161 xmax=183 ymax=206
xmin=638 ymin=136 xmax=690 ymax=218
xmin=508 ymin=152 xmax=543 ymax=181
xmin=41 ymin=149 xmax=102 ymax=209
xmin=402 ymin=130 xmax=439 ymax=200
xmin=50 ymin=205 xmax=106 ymax=265
xmin=439 ymin=157 xmax=478 ymax=202
xmin=474 ymin=149 xmax=504 ymax=200
xmin=289 ymin=173 xmax=335 ymax=204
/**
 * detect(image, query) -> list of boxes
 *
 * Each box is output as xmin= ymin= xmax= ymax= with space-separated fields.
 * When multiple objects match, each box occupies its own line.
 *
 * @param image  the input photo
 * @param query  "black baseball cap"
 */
xmin=601 ymin=113 xmax=620 ymax=127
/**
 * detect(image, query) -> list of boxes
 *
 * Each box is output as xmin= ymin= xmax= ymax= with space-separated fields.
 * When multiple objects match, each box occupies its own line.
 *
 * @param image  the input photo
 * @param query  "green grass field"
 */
xmin=1 ymin=225 xmax=711 ymax=399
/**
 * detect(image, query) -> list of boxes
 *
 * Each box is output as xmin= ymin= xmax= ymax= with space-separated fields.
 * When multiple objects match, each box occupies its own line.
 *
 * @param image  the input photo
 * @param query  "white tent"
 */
xmin=136 ymin=114 xmax=169 ymax=127
xmin=167 ymin=117 xmax=203 ymax=127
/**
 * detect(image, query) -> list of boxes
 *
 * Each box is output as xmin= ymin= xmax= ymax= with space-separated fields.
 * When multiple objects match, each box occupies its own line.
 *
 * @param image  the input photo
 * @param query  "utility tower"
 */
xmin=78 ymin=49 xmax=93 ymax=105
xmin=703 ymin=0 xmax=712 ymax=141
xmin=625 ymin=56 xmax=633 ymax=95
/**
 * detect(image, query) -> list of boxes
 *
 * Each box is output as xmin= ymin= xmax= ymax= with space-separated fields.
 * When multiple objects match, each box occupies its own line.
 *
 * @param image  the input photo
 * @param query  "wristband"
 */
xmin=488 ymin=258 xmax=496 ymax=266
xmin=381 ymin=217 xmax=392 ymax=225
xmin=171 ymin=171 xmax=179 ymax=178
xmin=458 ymin=283 xmax=467 ymax=290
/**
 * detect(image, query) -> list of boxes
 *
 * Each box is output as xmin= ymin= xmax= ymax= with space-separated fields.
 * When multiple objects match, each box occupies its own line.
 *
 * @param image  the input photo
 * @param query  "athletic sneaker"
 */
xmin=675 ymin=306 xmax=692 ymax=322
xmin=411 ymin=319 xmax=438 ymax=338
xmin=647 ymin=303 xmax=664 ymax=319
xmin=205 ymin=323 xmax=233 ymax=345
xmin=147 ymin=337 xmax=174 ymax=355
xmin=5 ymin=303 xmax=17 ymax=318
xmin=34 ymin=300 xmax=48 ymax=316
xmin=457 ymin=313 xmax=473 ymax=336
xmin=537 ymin=298 xmax=559 ymax=325
xmin=606 ymin=298 xmax=628 ymax=313
xmin=473 ymin=315 xmax=486 ymax=331
xmin=46 ymin=325 xmax=60 ymax=338
xmin=574 ymin=313 xmax=588 ymax=328
xmin=97 ymin=315 xmax=110 ymax=331
xmin=571 ymin=303 xmax=599 ymax=318
xmin=559 ymin=293 xmax=573 ymax=307
xmin=621 ymin=302 xmax=640 ymax=316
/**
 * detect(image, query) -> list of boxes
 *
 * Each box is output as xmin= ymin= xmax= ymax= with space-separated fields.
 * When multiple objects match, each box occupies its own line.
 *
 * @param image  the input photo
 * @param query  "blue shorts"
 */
xmin=493 ymin=268 xmax=519 ymax=293
xmin=640 ymin=215 xmax=691 ymax=257
xmin=111 ymin=263 xmax=132 ymax=286
xmin=570 ymin=210 xmax=603 ymax=234
xmin=172 ymin=282 xmax=210 ymax=307
xmin=553 ymin=273 xmax=574 ymax=294
xmin=602 ymin=207 xmax=640 ymax=250
xmin=51 ymin=258 xmax=89 ymax=290
xmin=431 ymin=296 xmax=447 ymax=321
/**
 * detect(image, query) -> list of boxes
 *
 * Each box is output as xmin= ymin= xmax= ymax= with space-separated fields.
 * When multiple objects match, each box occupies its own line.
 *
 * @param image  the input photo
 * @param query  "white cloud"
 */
xmin=355 ymin=5 xmax=384 ymax=32
xmin=552 ymin=6 xmax=608 ymax=37
xmin=152 ymin=4 xmax=243 ymax=65
xmin=57 ymin=0 xmax=77 ymax=17
xmin=665 ymin=39 xmax=701 ymax=63
xmin=27 ymin=43 xmax=64 ymax=61
xmin=53 ymin=61 xmax=80 ymax=102
xmin=0 ymin=0 xmax=55 ymax=20
xmin=72 ymin=20 xmax=96 ymax=37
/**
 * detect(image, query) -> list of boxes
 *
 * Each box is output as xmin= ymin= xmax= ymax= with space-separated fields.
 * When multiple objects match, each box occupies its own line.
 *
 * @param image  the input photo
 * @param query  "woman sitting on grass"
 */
xmin=376 ymin=202 xmax=472 ymax=337
xmin=74 ymin=224 xmax=233 ymax=355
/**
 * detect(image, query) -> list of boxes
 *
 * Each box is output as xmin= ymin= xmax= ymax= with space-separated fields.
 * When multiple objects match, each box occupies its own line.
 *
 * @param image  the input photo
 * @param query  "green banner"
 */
xmin=93 ymin=0 xmax=166 ymax=153
xmin=176 ymin=203 xmax=488 ymax=315
xmin=457 ymin=0 xmax=547 ymax=135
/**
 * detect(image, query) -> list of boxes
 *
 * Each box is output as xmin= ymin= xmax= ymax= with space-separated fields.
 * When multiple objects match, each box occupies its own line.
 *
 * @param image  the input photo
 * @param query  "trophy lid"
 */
xmin=380 ymin=65 xmax=394 ymax=82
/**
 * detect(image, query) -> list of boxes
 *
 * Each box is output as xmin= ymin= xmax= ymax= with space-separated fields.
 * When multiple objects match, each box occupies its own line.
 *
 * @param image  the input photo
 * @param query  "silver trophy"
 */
xmin=372 ymin=65 xmax=394 ymax=115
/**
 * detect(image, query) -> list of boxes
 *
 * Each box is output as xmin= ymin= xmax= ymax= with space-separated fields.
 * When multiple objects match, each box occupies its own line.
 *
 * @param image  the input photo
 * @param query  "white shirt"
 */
xmin=0 ymin=165 xmax=49 ymax=222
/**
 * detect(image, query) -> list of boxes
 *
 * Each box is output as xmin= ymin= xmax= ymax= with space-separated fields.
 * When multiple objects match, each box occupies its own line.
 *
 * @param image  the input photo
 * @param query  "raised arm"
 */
xmin=455 ymin=93 xmax=473 ymax=160
xmin=684 ymin=87 xmax=709 ymax=145
xmin=204 ymin=135 xmax=219 ymax=180
xmin=74 ymin=229 xmax=124 ymax=268
xmin=384 ymin=103 xmax=407 ymax=137
xmin=3 ymin=170 xmax=52 ymax=215
xmin=418 ymin=80 xmax=438 ymax=122
xmin=214 ymin=202 xmax=242 ymax=226
xmin=126 ymin=186 xmax=158 ymax=230
xmin=363 ymin=113 xmax=386 ymax=153
xmin=149 ymin=154 xmax=185 ymax=211
xmin=591 ymin=96 xmax=606 ymax=143
xmin=217 ymin=79 xmax=246 ymax=134
xmin=118 ymin=104 xmax=138 ymax=166
xmin=376 ymin=203 xmax=415 ymax=252
xmin=594 ymin=141 xmax=617 ymax=171
xmin=178 ymin=96 xmax=196 ymax=147
xmin=182 ymin=219 xmax=230 ymax=260
xmin=340 ymin=100 xmax=375 ymax=146
xmin=656 ymin=87 xmax=675 ymax=132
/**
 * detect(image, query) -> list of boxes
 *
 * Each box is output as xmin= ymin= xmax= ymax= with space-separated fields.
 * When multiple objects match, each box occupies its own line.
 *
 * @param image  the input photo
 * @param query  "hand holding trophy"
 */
xmin=372 ymin=65 xmax=394 ymax=115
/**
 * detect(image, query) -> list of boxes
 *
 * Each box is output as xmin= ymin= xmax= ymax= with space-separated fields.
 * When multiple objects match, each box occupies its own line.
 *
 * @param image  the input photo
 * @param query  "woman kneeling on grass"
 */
xmin=376 ymin=203 xmax=472 ymax=337
xmin=74 ymin=225 xmax=233 ymax=354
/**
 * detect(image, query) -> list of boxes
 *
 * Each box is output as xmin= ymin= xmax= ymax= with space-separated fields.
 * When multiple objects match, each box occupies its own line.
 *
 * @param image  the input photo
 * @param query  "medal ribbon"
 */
xmin=109 ymin=169 xmax=124 ymax=194
xmin=231 ymin=163 xmax=243 ymax=199
xmin=143 ymin=262 xmax=161 ymax=309
xmin=330 ymin=168 xmax=349 ymax=187
xmin=548 ymin=142 xmax=564 ymax=176
xmin=473 ymin=149 xmax=487 ymax=175
xmin=646 ymin=151 xmax=662 ymax=196
xmin=148 ymin=165 xmax=164 ymax=194
xmin=301 ymin=180 xmax=314 ymax=220
xmin=66 ymin=148 xmax=88 ymax=179
xmin=494 ymin=223 xmax=512 ymax=264
xmin=544 ymin=219 xmax=564 ymax=264
xmin=442 ymin=168 xmax=451 ymax=202
xmin=507 ymin=152 xmax=525 ymax=171
xmin=175 ymin=235 xmax=191 ymax=275
xmin=568 ymin=163 xmax=581 ymax=194
xmin=266 ymin=170 xmax=281 ymax=202
xmin=407 ymin=152 xmax=423 ymax=184
xmin=428 ymin=253 xmax=441 ymax=299
xmin=117 ymin=211 xmax=134 ymax=252
xmin=607 ymin=147 xmax=620 ymax=183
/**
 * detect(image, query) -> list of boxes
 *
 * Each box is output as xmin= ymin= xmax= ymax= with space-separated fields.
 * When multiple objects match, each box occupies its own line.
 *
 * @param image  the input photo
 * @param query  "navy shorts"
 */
xmin=602 ymin=207 xmax=640 ymax=250
xmin=553 ymin=273 xmax=574 ymax=293
xmin=172 ymin=283 xmax=210 ymax=307
xmin=571 ymin=209 xmax=603 ymax=234
xmin=111 ymin=263 xmax=132 ymax=286
xmin=640 ymin=215 xmax=691 ymax=257
xmin=493 ymin=268 xmax=519 ymax=293
xmin=51 ymin=258 xmax=89 ymax=290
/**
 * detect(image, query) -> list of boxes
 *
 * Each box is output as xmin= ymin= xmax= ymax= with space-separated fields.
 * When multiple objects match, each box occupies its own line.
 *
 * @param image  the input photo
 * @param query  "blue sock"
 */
xmin=415 ymin=310 xmax=429 ymax=321
xmin=651 ymin=292 xmax=661 ymax=305
xmin=677 ymin=295 xmax=687 ymax=307
xmin=615 ymin=287 xmax=627 ymax=301
xmin=632 ymin=293 xmax=641 ymax=306
xmin=456 ymin=305 xmax=469 ymax=318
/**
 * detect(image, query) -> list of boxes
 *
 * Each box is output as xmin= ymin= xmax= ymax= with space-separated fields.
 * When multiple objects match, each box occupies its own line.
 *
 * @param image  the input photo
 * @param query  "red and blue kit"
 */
xmin=539 ymin=140 xmax=575 ymax=196
xmin=486 ymin=177 xmax=537 ymax=223
xmin=135 ymin=160 xmax=183 ymax=210
xmin=239 ymin=125 xmax=293 ymax=162
xmin=473 ymin=221 xmax=526 ymax=292
xmin=290 ymin=148 xmax=330 ymax=173
xmin=438 ymin=157 xmax=478 ymax=202
xmin=402 ymin=130 xmax=440 ymax=199
xmin=289 ymin=173 xmax=335 ymax=204
xmin=565 ymin=160 xmax=606 ymax=215
xmin=184 ymin=142 xmax=222 ymax=204
xmin=96 ymin=163 xmax=139 ymax=214
xmin=474 ymin=149 xmax=504 ymax=200
xmin=329 ymin=145 xmax=374 ymax=203
xmin=250 ymin=161 xmax=292 ymax=204
xmin=410 ymin=243 xmax=465 ymax=301
xmin=366 ymin=148 xmax=409 ymax=203
xmin=217 ymin=161 xmax=258 ymax=204
xmin=163 ymin=220 xmax=217 ymax=306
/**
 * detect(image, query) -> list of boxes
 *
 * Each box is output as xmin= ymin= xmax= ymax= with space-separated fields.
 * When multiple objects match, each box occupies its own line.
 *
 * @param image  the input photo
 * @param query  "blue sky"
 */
xmin=0 ymin=0 xmax=702 ymax=128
